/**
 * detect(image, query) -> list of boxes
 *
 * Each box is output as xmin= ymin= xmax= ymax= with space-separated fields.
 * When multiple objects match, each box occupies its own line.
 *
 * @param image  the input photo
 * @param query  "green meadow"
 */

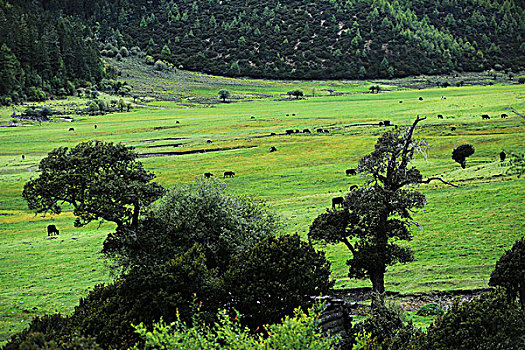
xmin=0 ymin=77 xmax=524 ymax=342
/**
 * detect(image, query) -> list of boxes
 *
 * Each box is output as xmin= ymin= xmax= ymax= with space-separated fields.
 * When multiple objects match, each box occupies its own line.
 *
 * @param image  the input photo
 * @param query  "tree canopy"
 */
xmin=23 ymin=141 xmax=165 ymax=229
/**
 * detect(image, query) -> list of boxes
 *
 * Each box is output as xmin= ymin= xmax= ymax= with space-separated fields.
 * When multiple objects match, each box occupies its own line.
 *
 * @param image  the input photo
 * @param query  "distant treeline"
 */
xmin=39 ymin=0 xmax=524 ymax=80
xmin=0 ymin=0 xmax=103 ymax=103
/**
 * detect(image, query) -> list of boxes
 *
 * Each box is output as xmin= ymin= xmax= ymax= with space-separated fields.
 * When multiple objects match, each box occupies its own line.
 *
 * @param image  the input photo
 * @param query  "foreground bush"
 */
xmin=132 ymin=306 xmax=340 ymax=350
xmin=223 ymin=234 xmax=334 ymax=329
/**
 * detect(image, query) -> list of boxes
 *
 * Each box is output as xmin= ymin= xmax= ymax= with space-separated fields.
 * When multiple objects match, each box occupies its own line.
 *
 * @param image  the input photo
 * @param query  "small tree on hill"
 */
xmin=309 ymin=117 xmax=457 ymax=308
xmin=489 ymin=237 xmax=525 ymax=308
xmin=23 ymin=141 xmax=164 ymax=229
xmin=218 ymin=89 xmax=230 ymax=102
xmin=452 ymin=144 xmax=475 ymax=168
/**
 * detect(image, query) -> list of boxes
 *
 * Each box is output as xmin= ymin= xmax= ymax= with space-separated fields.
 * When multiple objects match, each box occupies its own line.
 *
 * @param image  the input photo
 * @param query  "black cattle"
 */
xmin=47 ymin=224 xmax=59 ymax=236
xmin=451 ymin=127 xmax=456 ymax=131
xmin=303 ymin=129 xmax=311 ymax=133
xmin=482 ymin=114 xmax=490 ymax=120
xmin=399 ymin=101 xmax=403 ymax=103
xmin=270 ymin=132 xmax=276 ymax=136
xmin=500 ymin=151 xmax=506 ymax=162
xmin=286 ymin=114 xmax=290 ymax=116
xmin=204 ymin=172 xmax=213 ymax=178
xmin=206 ymin=140 xmax=213 ymax=144
xmin=323 ymin=129 xmax=329 ymax=133
xmin=379 ymin=121 xmax=384 ymax=126
xmin=224 ymin=171 xmax=235 ymax=178
xmin=349 ymin=185 xmax=358 ymax=191
xmin=316 ymin=128 xmax=323 ymax=133
xmin=292 ymin=113 xmax=296 ymax=116
xmin=68 ymin=127 xmax=75 ymax=131
xmin=441 ymin=96 xmax=447 ymax=99
xmin=94 ymin=124 xmax=97 ymax=129
xmin=383 ymin=120 xmax=391 ymax=126
xmin=250 ymin=116 xmax=255 ymax=119
xmin=295 ymin=129 xmax=300 ymax=133
xmin=419 ymin=97 xmax=423 ymax=101
xmin=332 ymin=196 xmax=344 ymax=209
xmin=269 ymin=146 xmax=277 ymax=152
xmin=21 ymin=155 xmax=25 ymax=160
xmin=286 ymin=129 xmax=294 ymax=135
xmin=437 ymin=114 xmax=444 ymax=119
xmin=346 ymin=168 xmax=357 ymax=176
xmin=501 ymin=114 xmax=508 ymax=118
xmin=176 ymin=121 xmax=180 ymax=124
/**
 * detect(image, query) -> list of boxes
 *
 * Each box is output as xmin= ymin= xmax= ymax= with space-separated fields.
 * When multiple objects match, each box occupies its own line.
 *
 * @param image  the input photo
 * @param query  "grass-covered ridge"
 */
xmin=0 ymin=76 xmax=524 ymax=342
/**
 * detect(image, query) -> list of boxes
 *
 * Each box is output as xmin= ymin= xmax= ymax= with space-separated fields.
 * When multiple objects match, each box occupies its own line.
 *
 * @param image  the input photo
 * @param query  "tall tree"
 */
xmin=309 ymin=117 xmax=456 ymax=307
xmin=23 ymin=141 xmax=164 ymax=229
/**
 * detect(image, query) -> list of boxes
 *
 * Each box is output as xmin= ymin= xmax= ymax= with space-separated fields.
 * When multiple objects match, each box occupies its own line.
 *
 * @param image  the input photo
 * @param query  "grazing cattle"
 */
xmin=323 ymin=129 xmax=329 ymax=133
xmin=500 ymin=151 xmax=506 ymax=162
xmin=203 ymin=172 xmax=213 ymax=178
xmin=501 ymin=113 xmax=508 ymax=118
xmin=286 ymin=129 xmax=294 ymax=135
xmin=94 ymin=124 xmax=97 ymax=129
xmin=451 ymin=127 xmax=456 ymax=131
xmin=332 ymin=196 xmax=344 ymax=209
xmin=292 ymin=113 xmax=296 ymax=116
xmin=269 ymin=146 xmax=277 ymax=152
xmin=349 ymin=185 xmax=358 ymax=191
xmin=437 ymin=114 xmax=444 ymax=119
xmin=250 ymin=116 xmax=255 ymax=119
xmin=224 ymin=171 xmax=235 ymax=178
xmin=295 ymin=129 xmax=300 ymax=133
xmin=176 ymin=121 xmax=180 ymax=124
xmin=21 ymin=155 xmax=25 ymax=160
xmin=418 ymin=97 xmax=423 ymax=101
xmin=206 ymin=139 xmax=213 ymax=144
xmin=383 ymin=120 xmax=391 ymax=126
xmin=399 ymin=101 xmax=403 ymax=103
xmin=316 ymin=128 xmax=324 ymax=133
xmin=379 ymin=121 xmax=384 ymax=126
xmin=47 ymin=224 xmax=59 ymax=236
xmin=270 ymin=132 xmax=276 ymax=136
xmin=441 ymin=96 xmax=447 ymax=99
xmin=346 ymin=168 xmax=357 ymax=176
xmin=286 ymin=114 xmax=290 ymax=116
xmin=303 ymin=129 xmax=311 ymax=133
xmin=69 ymin=127 xmax=75 ymax=131
xmin=482 ymin=114 xmax=490 ymax=120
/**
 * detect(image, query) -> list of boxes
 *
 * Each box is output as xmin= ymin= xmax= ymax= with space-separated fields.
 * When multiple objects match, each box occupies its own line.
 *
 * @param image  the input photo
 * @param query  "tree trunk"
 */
xmin=370 ymin=272 xmax=385 ymax=309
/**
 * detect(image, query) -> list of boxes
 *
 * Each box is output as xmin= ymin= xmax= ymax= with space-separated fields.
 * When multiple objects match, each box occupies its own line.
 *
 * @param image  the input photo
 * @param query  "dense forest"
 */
xmin=0 ymin=0 xmax=103 ymax=104
xmin=1 ymin=0 xmax=524 ymax=102
xmin=40 ymin=0 xmax=524 ymax=80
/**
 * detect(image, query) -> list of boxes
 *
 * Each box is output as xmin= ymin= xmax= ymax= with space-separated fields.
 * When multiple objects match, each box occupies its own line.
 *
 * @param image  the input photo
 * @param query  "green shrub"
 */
xmin=222 ymin=234 xmax=333 ymax=329
xmin=145 ymin=55 xmax=155 ymax=65
xmin=416 ymin=303 xmax=444 ymax=316
xmin=424 ymin=290 xmax=525 ymax=349
xmin=153 ymin=60 xmax=167 ymax=71
xmin=132 ymin=305 xmax=339 ymax=350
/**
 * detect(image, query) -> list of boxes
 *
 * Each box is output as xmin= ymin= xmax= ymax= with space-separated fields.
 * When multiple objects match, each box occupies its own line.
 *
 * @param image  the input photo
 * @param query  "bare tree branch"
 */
xmin=419 ymin=177 xmax=459 ymax=187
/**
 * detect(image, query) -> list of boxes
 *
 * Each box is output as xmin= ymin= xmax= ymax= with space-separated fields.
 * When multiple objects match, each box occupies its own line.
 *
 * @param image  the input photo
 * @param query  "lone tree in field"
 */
xmin=489 ymin=237 xmax=525 ymax=309
xmin=452 ymin=144 xmax=475 ymax=169
xmin=218 ymin=89 xmax=230 ymax=102
xmin=309 ymin=116 xmax=456 ymax=308
xmin=23 ymin=141 xmax=164 ymax=229
xmin=287 ymin=89 xmax=304 ymax=99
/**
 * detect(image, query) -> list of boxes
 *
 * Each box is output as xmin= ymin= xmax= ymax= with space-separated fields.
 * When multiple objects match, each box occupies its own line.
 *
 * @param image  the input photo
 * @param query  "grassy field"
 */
xmin=0 ymin=73 xmax=524 ymax=342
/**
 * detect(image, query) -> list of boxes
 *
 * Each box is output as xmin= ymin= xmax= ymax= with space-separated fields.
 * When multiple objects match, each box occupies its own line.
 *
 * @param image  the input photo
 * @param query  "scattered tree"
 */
xmin=23 ymin=141 xmax=164 ymax=230
xmin=218 ymin=89 xmax=230 ymax=102
xmin=309 ymin=117 xmax=456 ymax=308
xmin=287 ymin=89 xmax=304 ymax=99
xmin=452 ymin=144 xmax=475 ymax=168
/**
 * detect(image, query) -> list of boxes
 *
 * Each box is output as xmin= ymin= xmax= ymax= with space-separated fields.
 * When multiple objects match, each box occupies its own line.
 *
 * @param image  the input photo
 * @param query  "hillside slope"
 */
xmin=40 ymin=0 xmax=524 ymax=79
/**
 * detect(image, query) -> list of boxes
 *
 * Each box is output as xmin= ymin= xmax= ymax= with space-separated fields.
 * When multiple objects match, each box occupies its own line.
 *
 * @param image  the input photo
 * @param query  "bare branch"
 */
xmin=419 ymin=177 xmax=459 ymax=187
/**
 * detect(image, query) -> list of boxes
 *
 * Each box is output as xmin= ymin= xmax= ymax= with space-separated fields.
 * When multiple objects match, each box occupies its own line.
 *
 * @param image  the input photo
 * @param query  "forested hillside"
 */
xmin=40 ymin=0 xmax=524 ymax=80
xmin=0 ymin=0 xmax=103 ymax=103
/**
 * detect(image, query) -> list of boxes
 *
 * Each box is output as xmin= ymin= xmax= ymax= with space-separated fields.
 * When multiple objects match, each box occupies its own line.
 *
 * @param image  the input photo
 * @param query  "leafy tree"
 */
xmin=223 ymin=234 xmax=333 ymax=329
xmin=218 ymin=89 xmax=230 ymax=102
xmin=287 ymin=89 xmax=304 ymax=99
xmin=452 ymin=144 xmax=475 ymax=169
xmin=309 ymin=117 xmax=456 ymax=307
xmin=23 ymin=141 xmax=164 ymax=229
xmin=489 ymin=237 xmax=525 ymax=308
xmin=102 ymin=179 xmax=280 ymax=272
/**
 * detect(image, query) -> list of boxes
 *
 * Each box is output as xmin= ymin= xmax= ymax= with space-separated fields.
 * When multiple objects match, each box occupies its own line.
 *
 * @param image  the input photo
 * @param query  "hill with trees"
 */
xmin=0 ymin=0 xmax=104 ymax=104
xmin=36 ymin=0 xmax=524 ymax=80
